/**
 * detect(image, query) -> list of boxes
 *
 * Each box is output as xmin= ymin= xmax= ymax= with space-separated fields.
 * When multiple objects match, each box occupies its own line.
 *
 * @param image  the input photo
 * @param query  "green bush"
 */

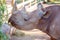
xmin=0 ymin=0 xmax=8 ymax=26
xmin=0 ymin=0 xmax=9 ymax=40
xmin=0 ymin=31 xmax=9 ymax=40
xmin=16 ymin=0 xmax=22 ymax=4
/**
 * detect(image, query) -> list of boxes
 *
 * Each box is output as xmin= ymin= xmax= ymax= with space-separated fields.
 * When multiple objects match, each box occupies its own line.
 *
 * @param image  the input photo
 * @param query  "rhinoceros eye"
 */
xmin=24 ymin=18 xmax=28 ymax=21
xmin=24 ymin=17 xmax=31 ymax=21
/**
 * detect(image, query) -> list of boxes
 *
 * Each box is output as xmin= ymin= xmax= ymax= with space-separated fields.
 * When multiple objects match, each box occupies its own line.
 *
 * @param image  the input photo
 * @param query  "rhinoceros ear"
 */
xmin=42 ymin=9 xmax=51 ymax=18
xmin=37 ymin=3 xmax=43 ymax=9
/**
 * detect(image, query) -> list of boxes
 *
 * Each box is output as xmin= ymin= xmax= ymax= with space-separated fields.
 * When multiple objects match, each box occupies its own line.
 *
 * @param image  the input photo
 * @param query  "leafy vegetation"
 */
xmin=0 ymin=0 xmax=8 ymax=26
xmin=16 ymin=0 xmax=22 ymax=4
xmin=16 ymin=0 xmax=29 ymax=4
xmin=44 ymin=0 xmax=60 ymax=4
xmin=0 ymin=0 xmax=9 ymax=40
xmin=0 ymin=31 xmax=9 ymax=40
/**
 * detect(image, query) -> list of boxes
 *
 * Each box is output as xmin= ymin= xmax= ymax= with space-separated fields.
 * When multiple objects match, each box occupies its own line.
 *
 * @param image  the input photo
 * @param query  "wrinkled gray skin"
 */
xmin=8 ymin=3 xmax=45 ymax=30
xmin=8 ymin=3 xmax=60 ymax=40
xmin=38 ymin=5 xmax=60 ymax=40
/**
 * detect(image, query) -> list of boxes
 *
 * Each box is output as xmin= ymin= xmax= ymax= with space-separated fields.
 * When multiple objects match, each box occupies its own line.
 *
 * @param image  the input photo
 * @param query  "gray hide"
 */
xmin=8 ymin=3 xmax=45 ymax=30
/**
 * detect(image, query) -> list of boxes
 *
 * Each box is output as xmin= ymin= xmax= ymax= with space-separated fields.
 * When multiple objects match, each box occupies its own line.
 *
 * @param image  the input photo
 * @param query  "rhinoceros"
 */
xmin=8 ymin=3 xmax=45 ymax=30
xmin=37 ymin=5 xmax=60 ymax=40
xmin=8 ymin=3 xmax=60 ymax=40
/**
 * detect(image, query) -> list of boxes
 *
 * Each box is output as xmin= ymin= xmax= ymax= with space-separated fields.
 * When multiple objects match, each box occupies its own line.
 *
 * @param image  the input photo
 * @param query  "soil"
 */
xmin=10 ymin=29 xmax=51 ymax=40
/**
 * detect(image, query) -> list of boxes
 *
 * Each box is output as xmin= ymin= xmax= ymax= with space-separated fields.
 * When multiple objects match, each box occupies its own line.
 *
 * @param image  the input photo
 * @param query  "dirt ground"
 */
xmin=10 ymin=29 xmax=51 ymax=40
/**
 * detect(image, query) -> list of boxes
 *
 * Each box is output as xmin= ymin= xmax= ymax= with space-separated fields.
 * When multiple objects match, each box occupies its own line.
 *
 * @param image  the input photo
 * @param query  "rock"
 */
xmin=1 ymin=23 xmax=15 ymax=35
xmin=1 ymin=23 xmax=11 ymax=34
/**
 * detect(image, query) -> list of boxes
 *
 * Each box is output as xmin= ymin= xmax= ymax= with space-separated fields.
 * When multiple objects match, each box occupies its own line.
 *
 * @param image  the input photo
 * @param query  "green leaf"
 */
xmin=0 ymin=31 xmax=9 ymax=40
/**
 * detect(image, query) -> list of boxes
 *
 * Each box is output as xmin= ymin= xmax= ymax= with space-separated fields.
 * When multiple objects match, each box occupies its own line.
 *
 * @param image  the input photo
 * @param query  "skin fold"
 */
xmin=8 ymin=3 xmax=60 ymax=40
